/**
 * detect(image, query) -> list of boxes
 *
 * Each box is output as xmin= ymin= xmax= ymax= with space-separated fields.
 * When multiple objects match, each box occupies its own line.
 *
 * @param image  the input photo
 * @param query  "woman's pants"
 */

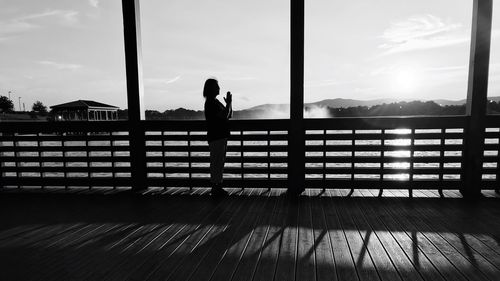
xmin=208 ymin=138 xmax=227 ymax=184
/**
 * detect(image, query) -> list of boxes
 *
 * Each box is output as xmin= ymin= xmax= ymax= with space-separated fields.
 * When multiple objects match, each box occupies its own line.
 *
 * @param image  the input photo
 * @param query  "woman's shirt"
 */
xmin=204 ymin=98 xmax=231 ymax=142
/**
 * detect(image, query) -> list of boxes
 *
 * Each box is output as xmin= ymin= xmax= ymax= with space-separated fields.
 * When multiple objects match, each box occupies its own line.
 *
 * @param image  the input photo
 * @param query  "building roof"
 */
xmin=50 ymin=100 xmax=119 ymax=110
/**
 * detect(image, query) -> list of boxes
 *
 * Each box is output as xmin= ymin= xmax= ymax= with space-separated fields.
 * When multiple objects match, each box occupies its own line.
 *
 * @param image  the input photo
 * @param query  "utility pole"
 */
xmin=18 ymin=97 xmax=21 ymax=112
xmin=8 ymin=91 xmax=11 ymax=100
xmin=23 ymin=103 xmax=25 ymax=112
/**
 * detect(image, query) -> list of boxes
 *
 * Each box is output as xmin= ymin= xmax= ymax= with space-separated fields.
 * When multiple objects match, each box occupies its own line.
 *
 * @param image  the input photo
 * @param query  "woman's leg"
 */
xmin=209 ymin=138 xmax=227 ymax=186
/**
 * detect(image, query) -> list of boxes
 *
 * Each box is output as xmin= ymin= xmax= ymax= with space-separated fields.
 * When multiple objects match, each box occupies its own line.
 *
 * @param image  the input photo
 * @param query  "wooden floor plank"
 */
xmin=144 ymin=190 xmax=243 ymax=281
xmin=0 ymin=224 xmax=45 ymax=242
xmin=251 ymin=191 xmax=286 ymax=281
xmin=60 ymin=223 xmax=137 ymax=279
xmin=348 ymin=196 xmax=403 ymax=281
xmin=0 ymin=222 xmax=87 ymax=280
xmin=310 ymin=191 xmax=338 ymax=281
xmin=85 ymin=190 xmax=210 ymax=281
xmin=361 ymin=192 xmax=445 ymax=281
xmin=187 ymin=189 xmax=270 ymax=281
xmin=83 ymin=229 xmax=188 ymax=277
xmin=322 ymin=191 xmax=359 ymax=281
xmin=105 ymin=224 xmax=178 ymax=281
xmin=124 ymin=190 xmax=234 ymax=280
xmin=352 ymin=195 xmax=422 ymax=281
xmin=123 ymin=221 xmax=200 ymax=280
xmin=1 ymin=188 xmax=499 ymax=281
xmin=273 ymin=193 xmax=299 ymax=281
xmin=366 ymin=189 xmax=456 ymax=281
xmin=34 ymin=223 xmax=116 ymax=279
xmin=429 ymin=197 xmax=500 ymax=262
xmin=333 ymin=191 xmax=381 ymax=281
xmin=382 ymin=190 xmax=472 ymax=281
xmin=2 ymin=223 xmax=83 ymax=249
xmin=295 ymin=192 xmax=317 ymax=281
xmin=169 ymin=189 xmax=259 ymax=281
xmin=208 ymin=191 xmax=274 ymax=281
xmin=229 ymin=191 xmax=281 ymax=281
xmin=398 ymin=194 xmax=500 ymax=280
xmin=434 ymin=197 xmax=500 ymax=251
xmin=388 ymin=190 xmax=492 ymax=281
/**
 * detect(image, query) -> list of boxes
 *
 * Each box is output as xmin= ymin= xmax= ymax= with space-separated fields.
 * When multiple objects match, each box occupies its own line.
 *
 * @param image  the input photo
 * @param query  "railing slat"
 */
xmin=2 ymin=115 xmax=499 ymax=191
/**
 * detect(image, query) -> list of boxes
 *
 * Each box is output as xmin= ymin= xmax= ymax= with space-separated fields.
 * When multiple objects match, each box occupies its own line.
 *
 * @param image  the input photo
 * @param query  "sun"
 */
xmin=390 ymin=66 xmax=421 ymax=95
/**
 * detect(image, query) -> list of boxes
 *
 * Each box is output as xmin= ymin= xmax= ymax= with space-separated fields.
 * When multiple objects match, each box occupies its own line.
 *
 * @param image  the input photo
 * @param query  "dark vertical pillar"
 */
xmin=463 ymin=0 xmax=492 ymax=197
xmin=122 ymin=0 xmax=147 ymax=191
xmin=288 ymin=0 xmax=305 ymax=195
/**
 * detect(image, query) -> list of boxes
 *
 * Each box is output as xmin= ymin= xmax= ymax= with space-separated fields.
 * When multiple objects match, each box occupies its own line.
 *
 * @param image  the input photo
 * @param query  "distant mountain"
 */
xmin=247 ymin=96 xmax=500 ymax=110
xmin=306 ymin=98 xmax=404 ymax=108
xmin=487 ymin=96 xmax=500 ymax=103
xmin=145 ymin=96 xmax=500 ymax=120
xmin=244 ymin=99 xmax=401 ymax=114
xmin=432 ymin=99 xmax=466 ymax=106
xmin=410 ymin=96 xmax=500 ymax=106
xmin=246 ymin=103 xmax=289 ymax=112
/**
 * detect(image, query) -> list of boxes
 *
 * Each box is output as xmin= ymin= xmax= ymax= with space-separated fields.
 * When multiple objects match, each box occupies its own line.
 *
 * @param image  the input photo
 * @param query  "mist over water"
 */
xmin=304 ymin=106 xmax=331 ymax=118
xmin=244 ymin=105 xmax=332 ymax=119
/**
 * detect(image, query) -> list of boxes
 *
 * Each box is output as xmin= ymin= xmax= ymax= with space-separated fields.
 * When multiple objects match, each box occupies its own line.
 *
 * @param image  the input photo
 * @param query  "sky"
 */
xmin=0 ymin=0 xmax=499 ymax=112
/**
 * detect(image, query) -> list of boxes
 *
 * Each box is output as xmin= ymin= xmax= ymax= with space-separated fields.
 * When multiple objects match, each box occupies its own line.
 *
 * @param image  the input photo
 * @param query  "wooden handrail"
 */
xmin=1 ymin=115 xmax=499 ymax=192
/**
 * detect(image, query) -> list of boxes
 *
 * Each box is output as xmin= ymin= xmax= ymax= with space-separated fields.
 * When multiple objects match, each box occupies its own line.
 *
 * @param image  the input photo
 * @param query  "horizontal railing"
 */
xmin=1 ymin=121 xmax=133 ymax=188
xmin=1 ymin=116 xmax=499 ymax=191
xmin=144 ymin=119 xmax=289 ymax=188
xmin=304 ymin=117 xmax=466 ymax=190
xmin=483 ymin=115 xmax=500 ymax=189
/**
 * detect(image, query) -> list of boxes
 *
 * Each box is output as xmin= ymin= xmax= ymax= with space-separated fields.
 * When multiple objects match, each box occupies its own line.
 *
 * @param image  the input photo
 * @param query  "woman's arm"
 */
xmin=224 ymin=92 xmax=232 ymax=119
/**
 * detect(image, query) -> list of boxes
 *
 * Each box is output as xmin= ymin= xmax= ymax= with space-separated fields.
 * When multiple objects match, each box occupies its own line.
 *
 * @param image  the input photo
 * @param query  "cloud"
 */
xmin=379 ymin=14 xmax=468 ymax=55
xmin=38 ymin=60 xmax=82 ymax=71
xmin=0 ymin=21 xmax=38 ymax=35
xmin=165 ymin=75 xmax=181 ymax=84
xmin=16 ymin=9 xmax=79 ymax=25
xmin=89 ymin=0 xmax=99 ymax=8
xmin=369 ymin=64 xmax=467 ymax=79
xmin=0 ymin=20 xmax=38 ymax=36
xmin=145 ymin=76 xmax=182 ymax=85
xmin=305 ymin=79 xmax=355 ymax=88
xmin=0 ymin=9 xmax=79 ymax=40
xmin=424 ymin=65 xmax=466 ymax=72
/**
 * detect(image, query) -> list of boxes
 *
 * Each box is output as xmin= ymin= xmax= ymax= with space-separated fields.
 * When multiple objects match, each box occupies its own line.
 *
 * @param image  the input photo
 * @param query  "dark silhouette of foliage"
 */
xmin=321 ymin=101 xmax=466 ymax=117
xmin=142 ymin=100 xmax=500 ymax=120
xmin=32 ymin=101 xmax=48 ymax=114
xmin=487 ymin=100 xmax=500 ymax=114
xmin=117 ymin=109 xmax=128 ymax=120
xmin=145 ymin=108 xmax=204 ymax=120
xmin=0 ymin=95 xmax=14 ymax=113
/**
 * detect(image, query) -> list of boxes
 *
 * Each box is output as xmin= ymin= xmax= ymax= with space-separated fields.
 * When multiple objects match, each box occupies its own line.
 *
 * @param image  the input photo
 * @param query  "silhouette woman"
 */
xmin=203 ymin=78 xmax=232 ymax=196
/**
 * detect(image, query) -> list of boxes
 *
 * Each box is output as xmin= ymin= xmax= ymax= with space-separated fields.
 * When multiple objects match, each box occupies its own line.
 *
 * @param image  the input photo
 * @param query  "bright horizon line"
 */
xmin=149 ymin=96 xmax=498 ymax=112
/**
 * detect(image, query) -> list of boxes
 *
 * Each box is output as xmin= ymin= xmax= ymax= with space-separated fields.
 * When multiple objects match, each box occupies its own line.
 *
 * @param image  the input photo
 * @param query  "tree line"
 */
xmin=0 ymin=95 xmax=47 ymax=114
xmin=143 ymin=100 xmax=500 ymax=120
xmin=3 ymin=96 xmax=500 ymax=120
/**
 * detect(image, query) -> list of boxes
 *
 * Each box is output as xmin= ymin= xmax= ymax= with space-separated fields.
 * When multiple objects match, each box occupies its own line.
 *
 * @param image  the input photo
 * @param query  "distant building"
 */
xmin=50 ymin=100 xmax=119 ymax=121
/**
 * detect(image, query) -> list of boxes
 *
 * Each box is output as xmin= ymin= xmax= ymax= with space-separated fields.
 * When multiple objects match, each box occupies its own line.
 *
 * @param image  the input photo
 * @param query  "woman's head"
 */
xmin=203 ymin=78 xmax=220 ymax=99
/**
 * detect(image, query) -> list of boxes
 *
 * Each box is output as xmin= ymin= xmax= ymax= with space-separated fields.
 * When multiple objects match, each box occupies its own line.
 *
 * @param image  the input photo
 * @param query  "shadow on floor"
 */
xmin=0 ymin=189 xmax=499 ymax=281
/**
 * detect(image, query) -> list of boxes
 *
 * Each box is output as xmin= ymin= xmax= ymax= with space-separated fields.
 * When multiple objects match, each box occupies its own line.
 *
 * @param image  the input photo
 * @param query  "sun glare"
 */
xmin=392 ymin=68 xmax=420 ymax=94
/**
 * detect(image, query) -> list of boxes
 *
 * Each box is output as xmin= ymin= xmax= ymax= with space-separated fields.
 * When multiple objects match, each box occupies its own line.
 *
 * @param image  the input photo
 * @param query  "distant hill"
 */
xmin=144 ymin=96 xmax=500 ymax=120
xmin=248 ymin=97 xmax=498 ymax=111
xmin=307 ymin=98 xmax=405 ymax=108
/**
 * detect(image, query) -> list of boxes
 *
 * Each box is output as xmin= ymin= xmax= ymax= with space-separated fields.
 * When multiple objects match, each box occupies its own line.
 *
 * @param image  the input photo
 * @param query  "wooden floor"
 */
xmin=0 ymin=188 xmax=499 ymax=281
